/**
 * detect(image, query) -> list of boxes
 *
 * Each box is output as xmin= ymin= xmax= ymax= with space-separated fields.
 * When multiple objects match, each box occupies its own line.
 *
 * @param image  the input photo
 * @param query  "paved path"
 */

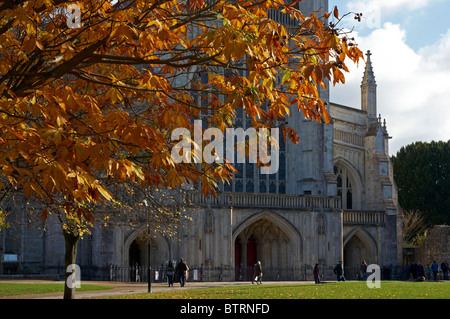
xmin=0 ymin=280 xmax=317 ymax=299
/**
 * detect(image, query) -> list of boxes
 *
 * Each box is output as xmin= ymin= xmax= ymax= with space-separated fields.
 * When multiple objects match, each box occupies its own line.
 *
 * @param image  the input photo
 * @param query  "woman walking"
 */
xmin=167 ymin=260 xmax=175 ymax=287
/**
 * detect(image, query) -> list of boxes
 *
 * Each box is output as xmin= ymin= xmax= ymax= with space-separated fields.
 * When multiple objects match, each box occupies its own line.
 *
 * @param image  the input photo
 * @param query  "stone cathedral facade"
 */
xmin=0 ymin=1 xmax=402 ymax=280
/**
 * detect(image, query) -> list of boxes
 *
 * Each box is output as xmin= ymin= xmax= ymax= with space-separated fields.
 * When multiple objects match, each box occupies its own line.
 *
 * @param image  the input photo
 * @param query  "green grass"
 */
xmin=109 ymin=281 xmax=450 ymax=299
xmin=0 ymin=282 xmax=113 ymax=297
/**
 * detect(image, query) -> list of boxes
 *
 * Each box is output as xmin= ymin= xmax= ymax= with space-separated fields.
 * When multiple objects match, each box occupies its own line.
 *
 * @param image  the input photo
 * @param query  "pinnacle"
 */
xmin=362 ymin=50 xmax=376 ymax=85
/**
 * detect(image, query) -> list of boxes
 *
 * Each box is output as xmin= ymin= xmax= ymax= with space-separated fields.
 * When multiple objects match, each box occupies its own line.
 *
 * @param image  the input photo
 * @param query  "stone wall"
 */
xmin=415 ymin=225 xmax=450 ymax=265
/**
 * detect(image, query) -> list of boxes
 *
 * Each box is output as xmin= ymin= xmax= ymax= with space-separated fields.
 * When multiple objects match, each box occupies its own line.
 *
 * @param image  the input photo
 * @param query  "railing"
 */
xmin=334 ymin=129 xmax=364 ymax=147
xmin=108 ymin=264 xmax=334 ymax=282
xmin=186 ymin=191 xmax=342 ymax=211
xmin=2 ymin=263 xmax=442 ymax=282
xmin=107 ymin=264 xmax=420 ymax=283
xmin=343 ymin=210 xmax=385 ymax=226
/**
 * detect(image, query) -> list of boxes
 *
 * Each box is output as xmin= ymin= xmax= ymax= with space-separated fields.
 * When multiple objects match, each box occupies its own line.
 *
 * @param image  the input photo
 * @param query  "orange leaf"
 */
xmin=41 ymin=208 xmax=49 ymax=220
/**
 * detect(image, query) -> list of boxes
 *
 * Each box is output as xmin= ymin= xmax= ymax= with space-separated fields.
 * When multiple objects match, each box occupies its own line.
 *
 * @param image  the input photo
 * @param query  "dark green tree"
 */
xmin=392 ymin=140 xmax=450 ymax=225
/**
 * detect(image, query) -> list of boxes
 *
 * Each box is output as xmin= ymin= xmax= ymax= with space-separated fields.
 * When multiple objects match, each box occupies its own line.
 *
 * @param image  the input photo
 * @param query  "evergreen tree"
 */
xmin=392 ymin=141 xmax=450 ymax=225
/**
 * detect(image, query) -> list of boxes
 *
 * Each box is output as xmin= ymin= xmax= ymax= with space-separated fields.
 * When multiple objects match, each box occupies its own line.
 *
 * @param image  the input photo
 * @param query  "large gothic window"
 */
xmin=334 ymin=165 xmax=353 ymax=210
xmin=194 ymin=69 xmax=287 ymax=194
xmin=222 ymin=103 xmax=287 ymax=194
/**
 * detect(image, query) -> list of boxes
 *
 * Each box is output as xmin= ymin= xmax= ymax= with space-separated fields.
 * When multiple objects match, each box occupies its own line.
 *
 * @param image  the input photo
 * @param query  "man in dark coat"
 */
xmin=252 ymin=261 xmax=263 ymax=284
xmin=334 ymin=260 xmax=346 ymax=282
xmin=175 ymin=258 xmax=189 ymax=287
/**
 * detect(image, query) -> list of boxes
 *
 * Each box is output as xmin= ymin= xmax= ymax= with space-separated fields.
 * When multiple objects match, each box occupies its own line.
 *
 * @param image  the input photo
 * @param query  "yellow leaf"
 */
xmin=97 ymin=185 xmax=112 ymax=201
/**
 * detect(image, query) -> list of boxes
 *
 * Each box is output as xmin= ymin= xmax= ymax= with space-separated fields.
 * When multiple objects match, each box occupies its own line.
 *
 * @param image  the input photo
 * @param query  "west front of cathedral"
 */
xmin=0 ymin=1 xmax=402 ymax=281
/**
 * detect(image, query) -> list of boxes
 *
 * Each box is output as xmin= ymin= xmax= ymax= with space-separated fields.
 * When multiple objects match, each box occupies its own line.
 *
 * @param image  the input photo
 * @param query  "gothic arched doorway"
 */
xmin=129 ymin=240 xmax=140 ymax=266
xmin=124 ymin=228 xmax=170 ymax=268
xmin=233 ymin=213 xmax=302 ymax=280
xmin=343 ymin=228 xmax=377 ymax=279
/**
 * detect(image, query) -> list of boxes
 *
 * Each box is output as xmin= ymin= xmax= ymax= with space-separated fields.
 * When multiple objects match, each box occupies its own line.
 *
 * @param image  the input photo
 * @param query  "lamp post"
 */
xmin=144 ymin=199 xmax=152 ymax=293
xmin=147 ymin=224 xmax=152 ymax=293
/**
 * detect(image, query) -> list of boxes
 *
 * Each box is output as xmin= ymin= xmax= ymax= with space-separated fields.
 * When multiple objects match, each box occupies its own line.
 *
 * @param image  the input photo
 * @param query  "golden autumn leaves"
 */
xmin=0 ymin=0 xmax=363 ymax=223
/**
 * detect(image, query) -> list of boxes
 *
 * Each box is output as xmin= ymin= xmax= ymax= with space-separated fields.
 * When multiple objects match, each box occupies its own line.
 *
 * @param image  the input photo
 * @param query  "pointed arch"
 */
xmin=232 ymin=211 xmax=303 ymax=273
xmin=232 ymin=211 xmax=302 ymax=246
xmin=343 ymin=226 xmax=378 ymax=267
xmin=123 ymin=226 xmax=170 ymax=267
xmin=334 ymin=157 xmax=364 ymax=210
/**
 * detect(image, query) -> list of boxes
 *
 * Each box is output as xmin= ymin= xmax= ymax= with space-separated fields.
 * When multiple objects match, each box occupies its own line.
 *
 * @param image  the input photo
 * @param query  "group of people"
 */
xmin=165 ymin=258 xmax=449 ymax=286
xmin=313 ymin=260 xmax=347 ymax=284
xmin=165 ymin=258 xmax=265 ymax=287
xmin=166 ymin=258 xmax=189 ymax=287
xmin=408 ymin=260 xmax=449 ymax=281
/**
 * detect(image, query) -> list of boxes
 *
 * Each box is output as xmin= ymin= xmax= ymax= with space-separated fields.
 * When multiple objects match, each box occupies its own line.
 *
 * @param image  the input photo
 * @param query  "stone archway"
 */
xmin=123 ymin=227 xmax=170 ymax=267
xmin=232 ymin=212 xmax=302 ymax=280
xmin=343 ymin=227 xmax=377 ymax=279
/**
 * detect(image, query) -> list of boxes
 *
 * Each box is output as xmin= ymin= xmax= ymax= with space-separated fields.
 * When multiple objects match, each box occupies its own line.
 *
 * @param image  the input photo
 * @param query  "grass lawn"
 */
xmin=110 ymin=281 xmax=450 ymax=299
xmin=0 ymin=282 xmax=113 ymax=297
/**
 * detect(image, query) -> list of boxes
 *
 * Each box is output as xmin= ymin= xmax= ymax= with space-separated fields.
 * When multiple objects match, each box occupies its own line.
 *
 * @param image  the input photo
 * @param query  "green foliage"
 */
xmin=392 ymin=141 xmax=450 ymax=225
xmin=0 ymin=209 xmax=9 ymax=231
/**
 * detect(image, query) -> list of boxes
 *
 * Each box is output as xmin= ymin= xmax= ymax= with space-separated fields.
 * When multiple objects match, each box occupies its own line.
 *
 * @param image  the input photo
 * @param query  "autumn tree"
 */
xmin=402 ymin=209 xmax=429 ymax=247
xmin=0 ymin=0 xmax=362 ymax=298
xmin=0 ymin=209 xmax=8 ymax=231
xmin=92 ymin=181 xmax=194 ymax=244
xmin=0 ymin=181 xmax=10 ymax=231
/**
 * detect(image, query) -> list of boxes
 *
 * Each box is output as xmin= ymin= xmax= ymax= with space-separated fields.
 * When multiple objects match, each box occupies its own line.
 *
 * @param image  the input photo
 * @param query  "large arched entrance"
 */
xmin=233 ymin=212 xmax=302 ymax=280
xmin=343 ymin=227 xmax=377 ymax=279
xmin=124 ymin=228 xmax=170 ymax=268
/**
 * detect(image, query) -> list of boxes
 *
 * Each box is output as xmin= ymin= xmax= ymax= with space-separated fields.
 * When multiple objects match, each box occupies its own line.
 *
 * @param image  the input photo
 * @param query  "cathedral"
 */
xmin=0 ymin=0 xmax=402 ymax=281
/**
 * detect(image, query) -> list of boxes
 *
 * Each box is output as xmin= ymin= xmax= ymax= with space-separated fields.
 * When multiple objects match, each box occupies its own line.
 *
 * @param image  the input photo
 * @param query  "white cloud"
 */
xmin=330 ymin=22 xmax=450 ymax=155
xmin=419 ymin=29 xmax=450 ymax=70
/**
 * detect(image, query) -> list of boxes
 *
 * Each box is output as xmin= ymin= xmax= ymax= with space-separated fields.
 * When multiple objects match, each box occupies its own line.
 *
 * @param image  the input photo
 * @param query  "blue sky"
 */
xmin=327 ymin=0 xmax=450 ymax=155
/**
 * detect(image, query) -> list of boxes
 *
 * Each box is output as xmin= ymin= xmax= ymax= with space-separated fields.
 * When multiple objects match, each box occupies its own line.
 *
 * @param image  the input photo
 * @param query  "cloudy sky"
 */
xmin=327 ymin=0 xmax=450 ymax=156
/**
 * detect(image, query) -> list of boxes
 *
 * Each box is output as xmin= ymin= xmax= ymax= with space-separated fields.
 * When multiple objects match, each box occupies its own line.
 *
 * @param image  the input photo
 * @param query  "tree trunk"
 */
xmin=63 ymin=232 xmax=81 ymax=299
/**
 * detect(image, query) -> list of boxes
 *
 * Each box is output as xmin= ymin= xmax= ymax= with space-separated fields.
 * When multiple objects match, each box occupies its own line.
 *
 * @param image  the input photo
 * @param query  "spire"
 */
xmin=362 ymin=50 xmax=376 ymax=86
xmin=361 ymin=50 xmax=377 ymax=122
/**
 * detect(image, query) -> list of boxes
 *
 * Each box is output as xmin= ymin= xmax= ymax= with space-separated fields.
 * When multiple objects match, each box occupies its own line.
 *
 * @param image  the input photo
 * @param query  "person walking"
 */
xmin=167 ymin=260 xmax=175 ymax=287
xmin=426 ymin=264 xmax=432 ymax=281
xmin=313 ymin=263 xmax=320 ymax=284
xmin=441 ymin=260 xmax=449 ymax=280
xmin=175 ymin=258 xmax=189 ymax=287
xmin=410 ymin=262 xmax=418 ymax=280
xmin=361 ymin=260 xmax=368 ymax=281
xmin=252 ymin=261 xmax=263 ymax=285
xmin=417 ymin=263 xmax=424 ymax=279
xmin=334 ymin=260 xmax=346 ymax=282
xmin=431 ymin=260 xmax=439 ymax=281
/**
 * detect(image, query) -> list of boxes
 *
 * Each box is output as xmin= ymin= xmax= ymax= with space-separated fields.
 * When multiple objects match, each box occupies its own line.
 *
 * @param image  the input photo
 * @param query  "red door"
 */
xmin=246 ymin=236 xmax=257 ymax=280
xmin=234 ymin=238 xmax=241 ymax=280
